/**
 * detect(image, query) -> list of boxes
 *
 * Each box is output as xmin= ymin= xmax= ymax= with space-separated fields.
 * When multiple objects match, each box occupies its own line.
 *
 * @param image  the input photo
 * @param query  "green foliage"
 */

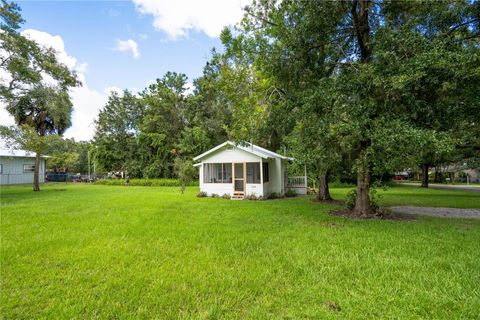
xmin=0 ymin=1 xmax=79 ymax=99
xmin=284 ymin=189 xmax=297 ymax=198
xmin=196 ymin=191 xmax=207 ymax=197
xmin=0 ymin=3 xmax=79 ymax=191
xmin=173 ymin=158 xmax=197 ymax=193
xmin=231 ymin=0 xmax=480 ymax=214
xmin=329 ymin=180 xmax=356 ymax=189
xmin=345 ymin=184 xmax=384 ymax=212
xmin=94 ymin=178 xmax=198 ymax=187
xmin=245 ymin=194 xmax=258 ymax=200
xmin=267 ymin=192 xmax=283 ymax=200
xmin=345 ymin=190 xmax=357 ymax=210
xmin=92 ymin=70 xmax=231 ymax=179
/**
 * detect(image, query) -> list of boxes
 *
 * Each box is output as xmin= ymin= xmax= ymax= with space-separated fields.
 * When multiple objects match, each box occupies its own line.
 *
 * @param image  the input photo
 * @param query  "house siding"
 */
xmin=0 ymin=156 xmax=46 ymax=185
xmin=198 ymin=147 xmax=265 ymax=197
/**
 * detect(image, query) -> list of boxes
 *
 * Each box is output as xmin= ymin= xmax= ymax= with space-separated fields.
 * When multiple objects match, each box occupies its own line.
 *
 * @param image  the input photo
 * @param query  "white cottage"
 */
xmin=193 ymin=141 xmax=307 ymax=199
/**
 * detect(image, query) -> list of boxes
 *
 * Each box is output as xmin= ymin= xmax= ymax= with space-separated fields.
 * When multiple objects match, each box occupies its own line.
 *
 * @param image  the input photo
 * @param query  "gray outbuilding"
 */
xmin=0 ymin=150 xmax=47 ymax=185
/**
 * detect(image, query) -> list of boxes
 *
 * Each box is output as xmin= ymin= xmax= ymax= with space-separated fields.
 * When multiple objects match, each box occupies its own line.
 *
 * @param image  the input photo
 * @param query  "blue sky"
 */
xmin=0 ymin=0 xmax=247 ymax=140
xmin=18 ymin=0 xmax=224 ymax=92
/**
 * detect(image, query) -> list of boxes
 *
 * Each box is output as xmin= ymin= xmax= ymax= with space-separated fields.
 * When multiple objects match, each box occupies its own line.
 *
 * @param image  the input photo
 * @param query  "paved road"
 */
xmin=391 ymin=206 xmax=480 ymax=219
xmin=400 ymin=182 xmax=480 ymax=192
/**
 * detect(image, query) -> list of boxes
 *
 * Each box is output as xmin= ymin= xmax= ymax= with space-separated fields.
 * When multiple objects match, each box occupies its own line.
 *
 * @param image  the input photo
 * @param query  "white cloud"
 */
xmin=0 ymin=29 xmax=113 ymax=141
xmin=183 ymin=81 xmax=194 ymax=96
xmin=133 ymin=0 xmax=250 ymax=39
xmin=104 ymin=86 xmax=123 ymax=96
xmin=114 ymin=39 xmax=140 ymax=59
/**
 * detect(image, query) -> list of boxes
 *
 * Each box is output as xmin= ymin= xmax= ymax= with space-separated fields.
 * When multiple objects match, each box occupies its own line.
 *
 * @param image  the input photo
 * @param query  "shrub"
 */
xmin=268 ymin=192 xmax=283 ymax=199
xmin=245 ymin=194 xmax=258 ymax=200
xmin=345 ymin=189 xmax=357 ymax=210
xmin=211 ymin=193 xmax=219 ymax=198
xmin=222 ymin=193 xmax=231 ymax=199
xmin=174 ymin=158 xmax=197 ymax=193
xmin=329 ymin=180 xmax=356 ymax=188
xmin=95 ymin=178 xmax=198 ymax=187
xmin=345 ymin=186 xmax=382 ymax=212
xmin=196 ymin=191 xmax=207 ymax=197
xmin=285 ymin=189 xmax=297 ymax=197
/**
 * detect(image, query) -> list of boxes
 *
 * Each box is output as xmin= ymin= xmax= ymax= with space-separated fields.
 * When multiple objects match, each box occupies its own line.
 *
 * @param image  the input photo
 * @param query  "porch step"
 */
xmin=231 ymin=193 xmax=244 ymax=200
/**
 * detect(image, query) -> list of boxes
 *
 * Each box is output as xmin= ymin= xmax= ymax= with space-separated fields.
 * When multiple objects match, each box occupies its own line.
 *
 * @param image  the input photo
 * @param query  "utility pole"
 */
xmin=88 ymin=149 xmax=91 ymax=181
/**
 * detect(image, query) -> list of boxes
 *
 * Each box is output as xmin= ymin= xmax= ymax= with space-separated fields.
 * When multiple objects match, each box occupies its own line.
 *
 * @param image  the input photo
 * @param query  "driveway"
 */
xmin=399 ymin=182 xmax=480 ymax=192
xmin=390 ymin=206 xmax=480 ymax=219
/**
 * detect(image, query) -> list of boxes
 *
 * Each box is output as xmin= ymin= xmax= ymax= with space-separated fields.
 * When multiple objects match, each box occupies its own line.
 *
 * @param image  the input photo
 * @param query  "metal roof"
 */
xmin=193 ymin=141 xmax=294 ymax=162
xmin=0 ymin=149 xmax=48 ymax=158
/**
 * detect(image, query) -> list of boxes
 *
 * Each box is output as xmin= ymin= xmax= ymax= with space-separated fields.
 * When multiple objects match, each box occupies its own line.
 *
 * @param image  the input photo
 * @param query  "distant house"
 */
xmin=193 ymin=141 xmax=307 ymax=199
xmin=0 ymin=150 xmax=47 ymax=185
xmin=444 ymin=165 xmax=480 ymax=183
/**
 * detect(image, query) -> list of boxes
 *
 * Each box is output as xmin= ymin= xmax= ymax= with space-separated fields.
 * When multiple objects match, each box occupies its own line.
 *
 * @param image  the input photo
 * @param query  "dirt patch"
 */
xmin=324 ymin=301 xmax=341 ymax=312
xmin=329 ymin=208 xmax=415 ymax=221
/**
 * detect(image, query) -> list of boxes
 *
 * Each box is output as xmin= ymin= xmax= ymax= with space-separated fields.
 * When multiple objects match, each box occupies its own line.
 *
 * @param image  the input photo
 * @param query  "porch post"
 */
xmin=304 ymin=164 xmax=308 ymax=188
xmin=260 ymin=158 xmax=263 ymax=184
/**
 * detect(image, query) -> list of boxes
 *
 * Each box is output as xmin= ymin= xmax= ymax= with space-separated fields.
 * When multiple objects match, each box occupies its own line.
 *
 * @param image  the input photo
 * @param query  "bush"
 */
xmin=95 ymin=178 xmax=198 ymax=187
xmin=222 ymin=193 xmax=231 ymax=199
xmin=345 ymin=189 xmax=357 ymax=210
xmin=245 ymin=194 xmax=258 ymax=200
xmin=196 ymin=191 xmax=207 ymax=197
xmin=211 ymin=193 xmax=219 ymax=198
xmin=268 ymin=192 xmax=283 ymax=200
xmin=345 ymin=186 xmax=382 ymax=212
xmin=285 ymin=189 xmax=297 ymax=197
xmin=174 ymin=158 xmax=197 ymax=193
xmin=329 ymin=180 xmax=356 ymax=188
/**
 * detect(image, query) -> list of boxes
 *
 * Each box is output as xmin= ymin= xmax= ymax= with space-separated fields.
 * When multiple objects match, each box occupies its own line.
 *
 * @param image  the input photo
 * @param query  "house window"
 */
xmin=23 ymin=164 xmax=35 ymax=173
xmin=246 ymin=163 xmax=261 ymax=184
xmin=0 ymin=164 xmax=2 ymax=174
xmin=263 ymin=162 xmax=269 ymax=183
xmin=203 ymin=163 xmax=232 ymax=183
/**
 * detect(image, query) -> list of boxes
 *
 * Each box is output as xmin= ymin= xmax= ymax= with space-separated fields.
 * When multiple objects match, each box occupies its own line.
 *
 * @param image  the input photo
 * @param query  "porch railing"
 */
xmin=287 ymin=176 xmax=307 ymax=187
xmin=287 ymin=176 xmax=308 ymax=195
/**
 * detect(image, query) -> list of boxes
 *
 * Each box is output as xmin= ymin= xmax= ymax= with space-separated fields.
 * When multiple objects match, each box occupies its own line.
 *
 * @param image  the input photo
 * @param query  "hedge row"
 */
xmin=95 ymin=178 xmax=198 ymax=187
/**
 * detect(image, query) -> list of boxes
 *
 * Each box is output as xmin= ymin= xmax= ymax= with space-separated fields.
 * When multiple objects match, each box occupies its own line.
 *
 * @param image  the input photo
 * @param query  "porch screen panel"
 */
xmin=263 ymin=162 xmax=269 ymax=182
xmin=246 ymin=163 xmax=261 ymax=183
xmin=203 ymin=163 xmax=212 ymax=183
xmin=215 ymin=163 xmax=222 ymax=182
xmin=204 ymin=163 xmax=232 ymax=183
xmin=223 ymin=163 xmax=232 ymax=183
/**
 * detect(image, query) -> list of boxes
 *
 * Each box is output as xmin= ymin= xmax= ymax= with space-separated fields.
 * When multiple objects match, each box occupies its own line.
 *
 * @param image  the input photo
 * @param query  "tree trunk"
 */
xmin=353 ymin=168 xmax=372 ymax=216
xmin=421 ymin=164 xmax=429 ymax=188
xmin=317 ymin=171 xmax=332 ymax=201
xmin=33 ymin=152 xmax=41 ymax=192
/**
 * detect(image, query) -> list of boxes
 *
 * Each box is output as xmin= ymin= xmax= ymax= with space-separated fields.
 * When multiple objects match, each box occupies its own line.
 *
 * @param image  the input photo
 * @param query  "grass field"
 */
xmin=1 ymin=184 xmax=479 ymax=318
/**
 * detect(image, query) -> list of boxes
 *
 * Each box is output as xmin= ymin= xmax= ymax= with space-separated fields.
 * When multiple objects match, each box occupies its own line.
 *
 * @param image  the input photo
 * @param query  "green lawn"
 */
xmin=1 ymin=184 xmax=479 ymax=318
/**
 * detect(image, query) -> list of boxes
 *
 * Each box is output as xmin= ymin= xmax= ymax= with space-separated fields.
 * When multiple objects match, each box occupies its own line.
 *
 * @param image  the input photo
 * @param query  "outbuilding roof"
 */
xmin=0 ymin=149 xmax=48 ymax=158
xmin=193 ymin=141 xmax=294 ymax=162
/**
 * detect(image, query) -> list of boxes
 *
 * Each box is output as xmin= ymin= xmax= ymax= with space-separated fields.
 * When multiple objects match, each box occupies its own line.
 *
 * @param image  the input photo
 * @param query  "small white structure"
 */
xmin=0 ymin=150 xmax=47 ymax=185
xmin=193 ymin=141 xmax=307 ymax=199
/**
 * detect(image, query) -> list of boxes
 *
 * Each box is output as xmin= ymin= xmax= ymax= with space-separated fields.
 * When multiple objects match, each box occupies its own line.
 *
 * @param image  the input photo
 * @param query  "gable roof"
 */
xmin=193 ymin=141 xmax=294 ymax=161
xmin=0 ymin=149 xmax=48 ymax=158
